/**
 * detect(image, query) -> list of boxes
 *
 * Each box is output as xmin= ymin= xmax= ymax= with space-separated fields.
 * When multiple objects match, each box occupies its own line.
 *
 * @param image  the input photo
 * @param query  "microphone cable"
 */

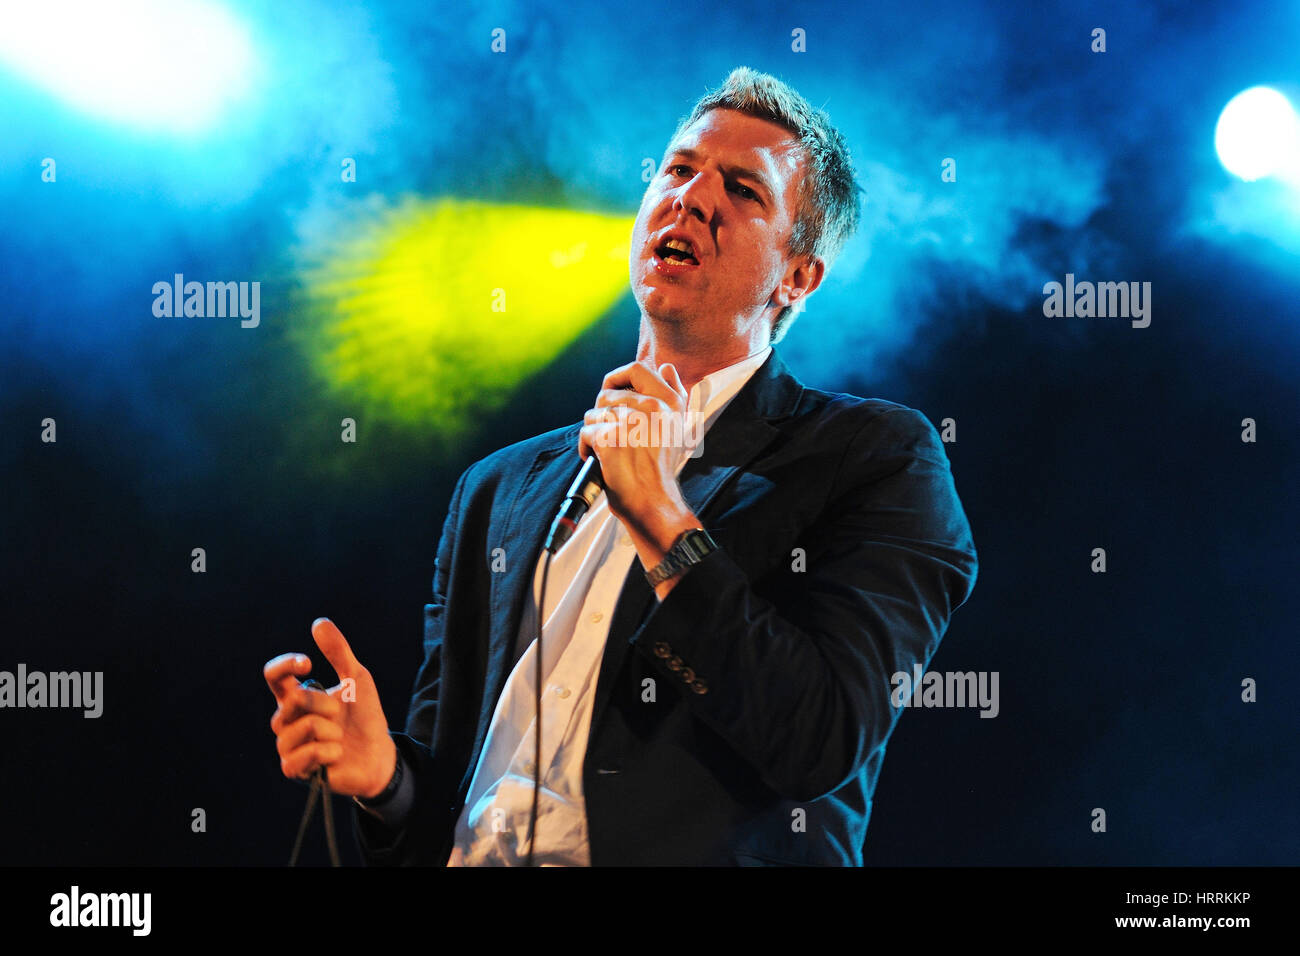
xmin=287 ymin=679 xmax=341 ymax=867
xmin=525 ymin=550 xmax=551 ymax=867
xmin=528 ymin=445 xmax=606 ymax=865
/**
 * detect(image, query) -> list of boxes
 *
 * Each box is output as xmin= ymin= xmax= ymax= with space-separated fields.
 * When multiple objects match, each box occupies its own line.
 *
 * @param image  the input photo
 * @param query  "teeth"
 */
xmin=664 ymin=238 xmax=694 ymax=255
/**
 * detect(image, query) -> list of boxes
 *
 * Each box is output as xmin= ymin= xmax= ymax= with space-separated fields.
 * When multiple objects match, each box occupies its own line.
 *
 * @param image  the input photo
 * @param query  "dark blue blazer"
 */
xmin=356 ymin=349 xmax=978 ymax=866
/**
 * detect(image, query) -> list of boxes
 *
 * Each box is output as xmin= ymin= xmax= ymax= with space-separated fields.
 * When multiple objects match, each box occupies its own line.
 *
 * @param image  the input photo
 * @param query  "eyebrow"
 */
xmin=666 ymin=148 xmax=776 ymax=204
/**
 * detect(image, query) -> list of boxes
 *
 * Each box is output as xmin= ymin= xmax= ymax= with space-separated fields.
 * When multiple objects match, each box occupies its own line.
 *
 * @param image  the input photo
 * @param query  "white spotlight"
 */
xmin=0 ymin=0 xmax=256 ymax=136
xmin=1215 ymin=86 xmax=1300 ymax=183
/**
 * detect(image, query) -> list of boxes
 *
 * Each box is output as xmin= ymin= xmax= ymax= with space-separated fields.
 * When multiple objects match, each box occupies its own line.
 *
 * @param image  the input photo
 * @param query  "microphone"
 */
xmin=544 ymin=454 xmax=603 ymax=554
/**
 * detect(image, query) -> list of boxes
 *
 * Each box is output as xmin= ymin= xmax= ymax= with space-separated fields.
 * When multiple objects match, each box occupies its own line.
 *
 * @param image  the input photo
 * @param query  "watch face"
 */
xmin=682 ymin=529 xmax=716 ymax=559
xmin=647 ymin=530 xmax=716 ymax=586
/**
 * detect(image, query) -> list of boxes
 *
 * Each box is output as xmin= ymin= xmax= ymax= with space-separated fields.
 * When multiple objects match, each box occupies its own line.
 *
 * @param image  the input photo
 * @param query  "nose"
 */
xmin=673 ymin=169 xmax=718 ymax=224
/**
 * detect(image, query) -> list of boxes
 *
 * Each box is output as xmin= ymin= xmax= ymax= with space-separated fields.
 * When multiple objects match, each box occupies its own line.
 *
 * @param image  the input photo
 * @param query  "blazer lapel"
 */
xmin=462 ymin=424 xmax=581 ymax=794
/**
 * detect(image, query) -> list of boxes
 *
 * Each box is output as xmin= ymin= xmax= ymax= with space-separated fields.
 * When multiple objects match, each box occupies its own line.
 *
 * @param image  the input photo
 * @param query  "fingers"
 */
xmin=311 ymin=617 xmax=361 ymax=683
xmin=593 ymin=388 xmax=660 ymax=413
xmin=263 ymin=653 xmax=312 ymax=702
xmin=578 ymin=401 xmax=624 ymax=462
xmin=279 ymin=740 xmax=344 ymax=781
xmin=578 ymin=423 xmax=612 ymax=466
xmin=600 ymin=360 xmax=677 ymax=406
xmin=578 ymin=360 xmax=687 ymax=467
xmin=599 ymin=360 xmax=645 ymax=391
xmin=269 ymin=682 xmax=342 ymax=735
xmin=659 ymin=362 xmax=685 ymax=400
xmin=275 ymin=713 xmax=344 ymax=759
xmin=271 ymin=693 xmax=345 ymax=781
xmin=267 ymin=619 xmax=368 ymax=782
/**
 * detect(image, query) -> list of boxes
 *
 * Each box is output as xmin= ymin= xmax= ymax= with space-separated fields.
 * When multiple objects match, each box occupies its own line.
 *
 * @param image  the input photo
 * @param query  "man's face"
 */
xmin=629 ymin=108 xmax=810 ymax=339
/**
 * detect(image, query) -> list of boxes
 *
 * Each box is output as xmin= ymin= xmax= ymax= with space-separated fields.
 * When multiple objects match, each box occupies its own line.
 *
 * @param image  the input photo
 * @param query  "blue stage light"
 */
xmin=0 ymin=0 xmax=256 ymax=136
xmin=1214 ymin=86 xmax=1300 ymax=183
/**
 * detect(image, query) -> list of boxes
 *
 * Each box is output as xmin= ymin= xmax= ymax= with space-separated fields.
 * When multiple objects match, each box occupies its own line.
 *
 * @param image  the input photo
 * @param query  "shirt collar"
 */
xmin=683 ymin=345 xmax=773 ymax=451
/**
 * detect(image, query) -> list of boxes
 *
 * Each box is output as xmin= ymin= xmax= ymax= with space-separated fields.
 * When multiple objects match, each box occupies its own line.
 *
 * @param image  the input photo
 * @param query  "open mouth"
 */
xmin=654 ymin=237 xmax=699 ymax=266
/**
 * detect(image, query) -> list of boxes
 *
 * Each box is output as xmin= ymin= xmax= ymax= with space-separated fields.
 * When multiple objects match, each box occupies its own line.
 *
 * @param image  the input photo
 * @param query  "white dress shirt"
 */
xmin=446 ymin=346 xmax=772 ymax=866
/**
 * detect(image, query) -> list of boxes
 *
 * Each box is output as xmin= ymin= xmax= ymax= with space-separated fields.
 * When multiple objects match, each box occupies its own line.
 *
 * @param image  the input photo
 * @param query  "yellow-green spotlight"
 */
xmin=293 ymin=197 xmax=634 ymax=434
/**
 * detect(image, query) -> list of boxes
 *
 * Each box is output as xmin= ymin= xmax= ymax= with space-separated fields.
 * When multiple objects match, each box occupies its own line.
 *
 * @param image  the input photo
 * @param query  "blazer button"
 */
xmin=653 ymin=642 xmax=672 ymax=658
xmin=680 ymin=667 xmax=695 ymax=682
xmin=690 ymin=679 xmax=709 ymax=695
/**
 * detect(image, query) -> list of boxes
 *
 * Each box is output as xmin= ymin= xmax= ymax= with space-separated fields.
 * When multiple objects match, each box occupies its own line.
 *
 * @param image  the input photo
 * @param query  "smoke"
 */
xmin=0 ymin=0 xmax=1285 ymax=472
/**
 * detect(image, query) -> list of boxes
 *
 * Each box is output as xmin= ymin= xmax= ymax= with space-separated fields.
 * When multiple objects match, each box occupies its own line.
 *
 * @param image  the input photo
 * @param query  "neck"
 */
xmin=635 ymin=315 xmax=770 ymax=393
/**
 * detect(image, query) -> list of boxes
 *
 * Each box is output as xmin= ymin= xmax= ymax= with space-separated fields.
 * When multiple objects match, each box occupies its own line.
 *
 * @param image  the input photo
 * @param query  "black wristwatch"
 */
xmin=644 ymin=528 xmax=717 ymax=587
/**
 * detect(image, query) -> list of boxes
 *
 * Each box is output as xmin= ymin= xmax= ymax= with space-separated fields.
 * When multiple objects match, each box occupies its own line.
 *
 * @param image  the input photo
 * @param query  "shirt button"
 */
xmin=554 ymin=686 xmax=571 ymax=699
xmin=523 ymin=761 xmax=536 ymax=775
xmin=590 ymin=612 xmax=603 ymax=624
xmin=620 ymin=534 xmax=633 ymax=548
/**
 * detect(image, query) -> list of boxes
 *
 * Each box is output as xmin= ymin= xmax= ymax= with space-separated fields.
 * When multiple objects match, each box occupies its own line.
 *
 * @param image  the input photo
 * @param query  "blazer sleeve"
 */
xmin=353 ymin=464 xmax=474 ymax=866
xmin=628 ymin=406 xmax=978 ymax=802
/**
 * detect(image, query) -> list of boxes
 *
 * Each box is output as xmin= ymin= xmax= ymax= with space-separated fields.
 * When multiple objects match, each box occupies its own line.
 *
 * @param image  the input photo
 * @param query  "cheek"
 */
xmin=639 ymin=187 xmax=668 ymax=216
xmin=734 ymin=242 xmax=782 ymax=284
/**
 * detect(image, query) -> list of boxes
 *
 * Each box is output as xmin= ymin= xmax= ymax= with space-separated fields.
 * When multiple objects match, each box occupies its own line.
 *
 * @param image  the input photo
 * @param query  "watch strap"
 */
xmin=353 ymin=745 xmax=404 ymax=813
xmin=645 ymin=528 xmax=717 ymax=587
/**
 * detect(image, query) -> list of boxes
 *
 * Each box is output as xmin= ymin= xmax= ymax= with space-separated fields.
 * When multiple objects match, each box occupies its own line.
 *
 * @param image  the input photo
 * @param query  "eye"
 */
xmin=665 ymin=165 xmax=760 ymax=203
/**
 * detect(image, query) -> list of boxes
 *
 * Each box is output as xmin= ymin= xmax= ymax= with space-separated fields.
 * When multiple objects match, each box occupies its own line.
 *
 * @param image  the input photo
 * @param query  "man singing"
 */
xmin=265 ymin=66 xmax=978 ymax=866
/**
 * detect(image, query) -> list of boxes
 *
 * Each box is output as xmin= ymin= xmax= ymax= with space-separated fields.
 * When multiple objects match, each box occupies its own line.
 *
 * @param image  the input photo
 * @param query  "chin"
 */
xmin=639 ymin=289 xmax=693 ymax=323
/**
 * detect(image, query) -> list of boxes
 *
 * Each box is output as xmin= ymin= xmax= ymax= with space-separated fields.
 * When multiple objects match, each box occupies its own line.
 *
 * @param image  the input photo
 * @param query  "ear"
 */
xmin=773 ymin=256 xmax=825 ymax=310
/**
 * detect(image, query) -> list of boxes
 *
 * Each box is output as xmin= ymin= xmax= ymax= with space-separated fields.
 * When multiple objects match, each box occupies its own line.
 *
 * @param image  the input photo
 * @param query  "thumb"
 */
xmin=659 ymin=363 xmax=686 ymax=401
xmin=311 ymin=617 xmax=362 ymax=684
